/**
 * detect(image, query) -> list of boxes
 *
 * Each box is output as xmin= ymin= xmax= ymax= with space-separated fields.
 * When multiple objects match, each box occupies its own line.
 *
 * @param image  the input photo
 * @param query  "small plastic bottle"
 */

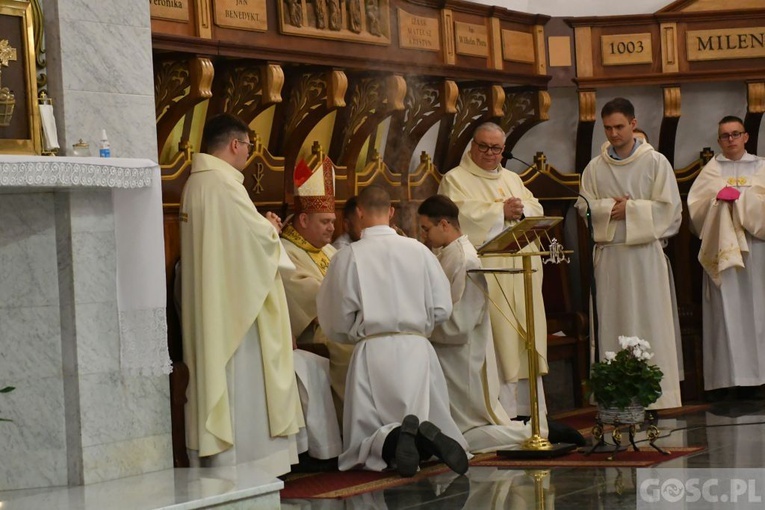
xmin=99 ymin=129 xmax=111 ymax=158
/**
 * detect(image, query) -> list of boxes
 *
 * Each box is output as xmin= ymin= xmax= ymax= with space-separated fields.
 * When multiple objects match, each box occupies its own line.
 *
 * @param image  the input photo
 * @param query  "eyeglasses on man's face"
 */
xmin=718 ymin=131 xmax=745 ymax=142
xmin=472 ymin=139 xmax=504 ymax=155
xmin=236 ymin=139 xmax=255 ymax=154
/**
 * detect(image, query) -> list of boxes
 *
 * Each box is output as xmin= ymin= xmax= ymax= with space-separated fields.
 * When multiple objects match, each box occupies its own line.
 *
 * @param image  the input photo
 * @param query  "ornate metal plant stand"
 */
xmin=585 ymin=407 xmax=670 ymax=460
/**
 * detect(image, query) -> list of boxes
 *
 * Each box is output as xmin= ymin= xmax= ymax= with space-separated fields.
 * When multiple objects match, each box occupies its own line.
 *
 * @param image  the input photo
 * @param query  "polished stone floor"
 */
xmin=282 ymin=400 xmax=765 ymax=509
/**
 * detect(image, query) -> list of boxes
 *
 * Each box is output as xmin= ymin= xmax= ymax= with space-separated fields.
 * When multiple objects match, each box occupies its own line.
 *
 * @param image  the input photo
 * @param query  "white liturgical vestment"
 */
xmin=439 ymin=152 xmax=548 ymax=418
xmin=317 ymin=225 xmax=468 ymax=471
xmin=687 ymin=152 xmax=765 ymax=390
xmin=280 ymin=234 xmax=355 ymax=422
xmin=430 ymin=236 xmax=543 ymax=452
xmin=576 ymin=141 xmax=683 ymax=410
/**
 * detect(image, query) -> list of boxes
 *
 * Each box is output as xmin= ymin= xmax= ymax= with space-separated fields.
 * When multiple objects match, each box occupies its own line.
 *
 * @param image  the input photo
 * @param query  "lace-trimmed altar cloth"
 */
xmin=0 ymin=156 xmax=172 ymax=376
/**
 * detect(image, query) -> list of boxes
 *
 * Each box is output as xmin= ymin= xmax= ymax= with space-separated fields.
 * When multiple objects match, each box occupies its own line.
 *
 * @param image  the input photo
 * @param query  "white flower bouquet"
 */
xmin=588 ymin=336 xmax=663 ymax=410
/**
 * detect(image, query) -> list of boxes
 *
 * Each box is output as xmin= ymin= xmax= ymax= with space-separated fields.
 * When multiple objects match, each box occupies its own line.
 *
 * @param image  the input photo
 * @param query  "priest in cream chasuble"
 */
xmin=438 ymin=122 xmax=548 ymax=419
xmin=180 ymin=114 xmax=303 ymax=475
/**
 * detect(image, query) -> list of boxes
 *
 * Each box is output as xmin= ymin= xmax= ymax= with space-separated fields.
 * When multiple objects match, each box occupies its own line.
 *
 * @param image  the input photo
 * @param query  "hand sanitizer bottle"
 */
xmin=99 ymin=129 xmax=111 ymax=158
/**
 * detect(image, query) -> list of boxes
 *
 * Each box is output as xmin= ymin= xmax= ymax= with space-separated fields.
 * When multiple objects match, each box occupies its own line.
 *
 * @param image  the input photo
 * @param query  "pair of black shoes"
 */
xmin=394 ymin=414 xmax=469 ymax=478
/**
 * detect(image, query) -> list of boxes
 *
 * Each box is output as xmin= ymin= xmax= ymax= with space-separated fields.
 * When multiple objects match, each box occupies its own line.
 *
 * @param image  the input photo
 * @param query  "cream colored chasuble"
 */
xmin=181 ymin=153 xmax=303 ymax=457
xmin=280 ymin=224 xmax=336 ymax=342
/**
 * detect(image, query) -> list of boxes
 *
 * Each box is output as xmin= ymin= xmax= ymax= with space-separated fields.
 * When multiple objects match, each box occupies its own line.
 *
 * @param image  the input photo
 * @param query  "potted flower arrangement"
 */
xmin=588 ymin=336 xmax=663 ymax=424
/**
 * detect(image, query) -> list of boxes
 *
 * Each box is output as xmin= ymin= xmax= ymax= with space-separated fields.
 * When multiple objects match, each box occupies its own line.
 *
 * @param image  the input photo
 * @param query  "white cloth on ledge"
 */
xmin=113 ymin=163 xmax=173 ymax=376
xmin=0 ymin=155 xmax=155 ymax=188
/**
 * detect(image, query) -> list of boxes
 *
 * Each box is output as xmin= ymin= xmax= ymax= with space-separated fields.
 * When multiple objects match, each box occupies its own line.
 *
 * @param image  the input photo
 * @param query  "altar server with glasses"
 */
xmin=688 ymin=115 xmax=765 ymax=399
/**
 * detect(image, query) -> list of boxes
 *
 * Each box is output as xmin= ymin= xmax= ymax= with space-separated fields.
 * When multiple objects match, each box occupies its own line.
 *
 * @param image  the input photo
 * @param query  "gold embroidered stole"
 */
xmin=281 ymin=224 xmax=331 ymax=275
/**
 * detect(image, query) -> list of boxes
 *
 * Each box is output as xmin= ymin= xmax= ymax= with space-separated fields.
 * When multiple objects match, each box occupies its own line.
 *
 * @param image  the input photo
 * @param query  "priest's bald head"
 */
xmin=202 ymin=113 xmax=253 ymax=171
xmin=357 ymin=185 xmax=395 ymax=229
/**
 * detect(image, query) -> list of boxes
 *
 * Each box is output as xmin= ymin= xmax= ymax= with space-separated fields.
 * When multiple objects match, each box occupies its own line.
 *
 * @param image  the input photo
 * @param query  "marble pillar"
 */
xmin=42 ymin=0 xmax=158 ymax=159
xmin=2 ymin=0 xmax=171 ymax=490
xmin=0 ymin=193 xmax=67 ymax=490
xmin=59 ymin=189 xmax=172 ymax=486
xmin=0 ymin=186 xmax=172 ymax=491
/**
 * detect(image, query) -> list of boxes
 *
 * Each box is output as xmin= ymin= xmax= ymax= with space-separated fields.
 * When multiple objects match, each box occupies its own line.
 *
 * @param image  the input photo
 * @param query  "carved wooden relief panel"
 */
xmin=501 ymin=89 xmax=550 ymax=150
xmin=271 ymin=69 xmax=348 ymax=204
xmin=278 ymin=0 xmax=391 ymax=45
xmin=154 ymin=56 xmax=214 ymax=155
xmin=242 ymin=134 xmax=286 ymax=207
xmin=334 ymin=76 xmax=386 ymax=162
xmin=155 ymin=60 xmax=191 ymax=122
xmin=333 ymin=74 xmax=404 ymax=165
xmin=385 ymin=78 xmax=457 ymax=184
xmin=208 ymin=62 xmax=284 ymax=123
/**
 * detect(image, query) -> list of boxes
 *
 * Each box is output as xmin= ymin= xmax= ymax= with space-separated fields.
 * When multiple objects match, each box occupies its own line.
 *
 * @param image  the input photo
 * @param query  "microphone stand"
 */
xmin=503 ymin=151 xmax=599 ymax=373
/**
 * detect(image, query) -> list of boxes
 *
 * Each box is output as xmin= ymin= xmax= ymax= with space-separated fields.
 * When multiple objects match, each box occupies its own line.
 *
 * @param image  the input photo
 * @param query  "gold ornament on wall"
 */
xmin=0 ymin=39 xmax=17 ymax=126
xmin=0 ymin=0 xmax=42 ymax=154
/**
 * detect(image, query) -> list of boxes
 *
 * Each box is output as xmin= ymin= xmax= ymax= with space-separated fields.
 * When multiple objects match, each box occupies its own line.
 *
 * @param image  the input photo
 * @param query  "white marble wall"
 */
xmin=43 ymin=0 xmax=158 ymax=160
xmin=64 ymin=191 xmax=172 ymax=485
xmin=0 ymin=189 xmax=171 ymax=491
xmin=0 ymin=0 xmax=174 ymax=489
xmin=0 ymin=193 xmax=67 ymax=490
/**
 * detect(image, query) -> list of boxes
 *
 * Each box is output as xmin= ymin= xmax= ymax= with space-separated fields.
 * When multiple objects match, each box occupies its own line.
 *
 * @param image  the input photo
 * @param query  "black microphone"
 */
xmin=502 ymin=150 xmax=599 ymax=359
xmin=503 ymin=150 xmax=591 ymax=218
xmin=502 ymin=150 xmax=593 ymax=239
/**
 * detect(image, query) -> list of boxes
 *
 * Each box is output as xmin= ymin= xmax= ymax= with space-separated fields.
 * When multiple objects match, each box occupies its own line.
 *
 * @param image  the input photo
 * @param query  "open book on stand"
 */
xmin=477 ymin=216 xmax=563 ymax=255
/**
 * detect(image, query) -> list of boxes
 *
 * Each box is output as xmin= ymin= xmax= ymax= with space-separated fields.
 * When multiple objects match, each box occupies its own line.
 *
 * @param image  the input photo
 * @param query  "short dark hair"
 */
xmin=719 ymin=115 xmax=745 ymax=128
xmin=601 ymin=97 xmax=635 ymax=120
xmin=203 ymin=113 xmax=249 ymax=154
xmin=418 ymin=195 xmax=460 ymax=229
xmin=357 ymin=185 xmax=390 ymax=214
xmin=343 ymin=196 xmax=358 ymax=216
